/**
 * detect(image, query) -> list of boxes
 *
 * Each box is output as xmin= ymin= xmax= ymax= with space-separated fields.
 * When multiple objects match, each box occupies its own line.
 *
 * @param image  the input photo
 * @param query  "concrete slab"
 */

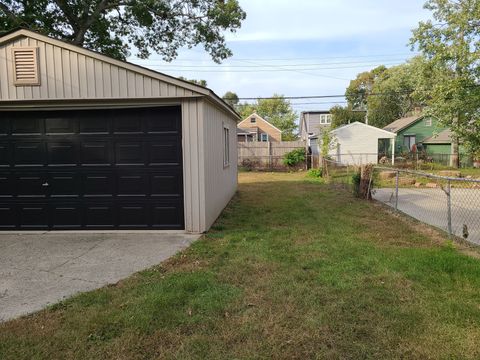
xmin=0 ymin=232 xmax=199 ymax=322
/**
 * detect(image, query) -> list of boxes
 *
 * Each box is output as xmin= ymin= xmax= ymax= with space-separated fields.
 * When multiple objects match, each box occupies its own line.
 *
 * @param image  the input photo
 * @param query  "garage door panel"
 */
xmin=83 ymin=173 xmax=115 ymax=197
xmin=18 ymin=204 xmax=49 ymax=229
xmin=117 ymin=204 xmax=149 ymax=228
xmin=12 ymin=117 xmax=42 ymax=135
xmin=47 ymin=142 xmax=78 ymax=166
xmin=115 ymin=142 xmax=145 ymax=165
xmin=81 ymin=141 xmax=112 ymax=165
xmin=51 ymin=204 xmax=82 ymax=228
xmin=117 ymin=173 xmax=148 ymax=196
xmin=79 ymin=116 xmax=110 ymax=134
xmin=149 ymin=142 xmax=181 ymax=165
xmin=45 ymin=117 xmax=77 ymax=134
xmin=113 ymin=113 xmax=143 ymax=134
xmin=0 ymin=174 xmax=14 ymax=197
xmin=151 ymin=172 xmax=182 ymax=197
xmin=0 ymin=119 xmax=8 ymax=135
xmin=84 ymin=204 xmax=115 ymax=228
xmin=48 ymin=173 xmax=80 ymax=197
xmin=14 ymin=142 xmax=45 ymax=166
xmin=0 ymin=205 xmax=16 ymax=228
xmin=16 ymin=174 xmax=47 ymax=198
xmin=152 ymin=201 xmax=183 ymax=228
xmin=145 ymin=107 xmax=181 ymax=133
xmin=0 ymin=143 xmax=10 ymax=166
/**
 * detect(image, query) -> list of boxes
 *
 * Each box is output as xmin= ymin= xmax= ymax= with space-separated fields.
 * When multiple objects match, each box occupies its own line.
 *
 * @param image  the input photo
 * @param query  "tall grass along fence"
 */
xmin=238 ymin=141 xmax=306 ymax=171
xmin=373 ymin=167 xmax=480 ymax=245
xmin=323 ymin=159 xmax=480 ymax=245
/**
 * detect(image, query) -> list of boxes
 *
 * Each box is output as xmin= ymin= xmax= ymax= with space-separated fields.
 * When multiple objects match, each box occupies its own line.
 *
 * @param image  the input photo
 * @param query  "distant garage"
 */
xmin=0 ymin=29 xmax=239 ymax=232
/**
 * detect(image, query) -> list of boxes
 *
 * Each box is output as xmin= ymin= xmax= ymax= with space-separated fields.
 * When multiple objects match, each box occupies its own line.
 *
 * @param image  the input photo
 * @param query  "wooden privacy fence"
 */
xmin=238 ymin=141 xmax=306 ymax=171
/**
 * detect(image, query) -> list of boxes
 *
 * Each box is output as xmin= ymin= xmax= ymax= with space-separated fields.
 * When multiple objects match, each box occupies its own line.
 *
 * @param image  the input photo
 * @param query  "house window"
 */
xmin=326 ymin=115 xmax=332 ymax=124
xmin=250 ymin=117 xmax=256 ymax=123
xmin=425 ymin=118 xmax=432 ymax=126
xmin=320 ymin=115 xmax=326 ymax=124
xmin=223 ymin=126 xmax=230 ymax=167
xmin=260 ymin=133 xmax=269 ymax=142
xmin=404 ymin=135 xmax=416 ymax=151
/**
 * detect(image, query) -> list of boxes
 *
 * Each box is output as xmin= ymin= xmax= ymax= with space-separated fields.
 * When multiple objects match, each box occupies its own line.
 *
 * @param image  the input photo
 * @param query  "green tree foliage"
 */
xmin=222 ymin=91 xmax=239 ymax=107
xmin=345 ymin=59 xmax=425 ymax=128
xmin=0 ymin=0 xmax=246 ymax=61
xmin=345 ymin=66 xmax=387 ymax=111
xmin=411 ymin=0 xmax=480 ymax=153
xmin=178 ymin=77 xmax=208 ymax=87
xmin=238 ymin=94 xmax=298 ymax=140
xmin=329 ymin=105 xmax=366 ymax=128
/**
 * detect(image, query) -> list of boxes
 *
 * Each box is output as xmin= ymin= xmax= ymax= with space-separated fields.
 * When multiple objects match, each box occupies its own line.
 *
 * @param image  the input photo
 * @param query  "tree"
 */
xmin=238 ymin=94 xmax=298 ymax=140
xmin=345 ymin=59 xmax=425 ymax=129
xmin=345 ymin=66 xmax=387 ymax=111
xmin=329 ymin=105 xmax=366 ymax=128
xmin=411 ymin=0 xmax=480 ymax=156
xmin=178 ymin=77 xmax=208 ymax=87
xmin=0 ymin=0 xmax=246 ymax=61
xmin=222 ymin=91 xmax=239 ymax=107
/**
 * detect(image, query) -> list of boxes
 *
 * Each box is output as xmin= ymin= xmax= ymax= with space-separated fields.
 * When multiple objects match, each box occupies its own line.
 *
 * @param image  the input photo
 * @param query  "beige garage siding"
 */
xmin=0 ymin=35 xmax=199 ymax=101
xmin=202 ymin=100 xmax=238 ymax=230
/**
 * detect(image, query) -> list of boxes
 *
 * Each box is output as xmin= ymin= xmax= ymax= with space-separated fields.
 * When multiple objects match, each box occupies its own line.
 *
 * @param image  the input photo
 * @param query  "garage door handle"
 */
xmin=42 ymin=182 xmax=49 ymax=187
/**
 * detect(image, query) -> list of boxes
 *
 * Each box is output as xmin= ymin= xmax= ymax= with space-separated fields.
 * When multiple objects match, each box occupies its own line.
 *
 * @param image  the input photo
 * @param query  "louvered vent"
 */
xmin=12 ymin=47 xmax=40 ymax=86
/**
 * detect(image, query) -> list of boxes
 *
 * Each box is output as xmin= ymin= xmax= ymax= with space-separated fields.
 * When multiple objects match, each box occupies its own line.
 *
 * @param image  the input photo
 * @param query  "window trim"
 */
xmin=250 ymin=117 xmax=256 ymax=123
xmin=260 ymin=133 xmax=269 ymax=142
xmin=425 ymin=118 xmax=432 ymax=127
xmin=223 ymin=124 xmax=230 ymax=168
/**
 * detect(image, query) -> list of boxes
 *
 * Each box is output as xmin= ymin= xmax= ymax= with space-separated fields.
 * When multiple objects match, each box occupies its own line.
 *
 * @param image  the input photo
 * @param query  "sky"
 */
xmin=128 ymin=0 xmax=431 ymax=113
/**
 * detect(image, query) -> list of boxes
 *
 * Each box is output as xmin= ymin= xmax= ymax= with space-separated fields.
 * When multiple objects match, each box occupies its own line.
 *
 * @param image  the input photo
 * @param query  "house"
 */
xmin=237 ymin=112 xmax=282 ymax=142
xmin=299 ymin=111 xmax=332 ymax=142
xmin=383 ymin=114 xmax=448 ymax=155
xmin=311 ymin=122 xmax=396 ymax=165
xmin=0 ymin=28 xmax=239 ymax=233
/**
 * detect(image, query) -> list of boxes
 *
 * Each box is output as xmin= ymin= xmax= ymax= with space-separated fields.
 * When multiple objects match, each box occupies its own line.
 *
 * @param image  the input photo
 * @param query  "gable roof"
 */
xmin=383 ymin=115 xmax=424 ymax=133
xmin=0 ymin=28 xmax=239 ymax=119
xmin=332 ymin=121 xmax=396 ymax=138
xmin=237 ymin=112 xmax=283 ymax=133
xmin=422 ymin=129 xmax=453 ymax=144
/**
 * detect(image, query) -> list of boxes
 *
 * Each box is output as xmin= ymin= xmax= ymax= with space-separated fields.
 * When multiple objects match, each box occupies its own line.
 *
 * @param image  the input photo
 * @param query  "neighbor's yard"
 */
xmin=2 ymin=172 xmax=480 ymax=359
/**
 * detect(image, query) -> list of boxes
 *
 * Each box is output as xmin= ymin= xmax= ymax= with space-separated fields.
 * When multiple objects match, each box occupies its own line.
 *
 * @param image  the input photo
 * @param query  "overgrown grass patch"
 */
xmin=2 ymin=172 xmax=480 ymax=359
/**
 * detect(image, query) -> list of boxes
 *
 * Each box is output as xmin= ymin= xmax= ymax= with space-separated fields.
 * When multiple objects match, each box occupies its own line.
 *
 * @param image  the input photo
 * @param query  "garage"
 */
xmin=0 ymin=29 xmax=239 ymax=233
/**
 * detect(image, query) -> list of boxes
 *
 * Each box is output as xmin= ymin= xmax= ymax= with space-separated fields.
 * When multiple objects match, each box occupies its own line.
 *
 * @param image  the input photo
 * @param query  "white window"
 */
xmin=260 ymin=133 xmax=269 ymax=142
xmin=320 ymin=115 xmax=326 ymax=124
xmin=223 ymin=126 xmax=230 ymax=167
xmin=404 ymin=135 xmax=416 ymax=151
xmin=425 ymin=118 xmax=432 ymax=126
xmin=326 ymin=115 xmax=332 ymax=124
xmin=250 ymin=117 xmax=256 ymax=123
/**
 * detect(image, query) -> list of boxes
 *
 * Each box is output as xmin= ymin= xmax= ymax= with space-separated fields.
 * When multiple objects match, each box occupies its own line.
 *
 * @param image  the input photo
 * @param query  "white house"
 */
xmin=318 ymin=122 xmax=396 ymax=165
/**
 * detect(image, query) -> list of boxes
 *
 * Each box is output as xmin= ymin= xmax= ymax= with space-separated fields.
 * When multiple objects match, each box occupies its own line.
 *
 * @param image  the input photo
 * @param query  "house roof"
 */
xmin=422 ymin=129 xmax=453 ymax=144
xmin=332 ymin=121 xmax=396 ymax=138
xmin=0 ymin=28 xmax=239 ymax=119
xmin=237 ymin=112 xmax=283 ymax=133
xmin=383 ymin=115 xmax=424 ymax=133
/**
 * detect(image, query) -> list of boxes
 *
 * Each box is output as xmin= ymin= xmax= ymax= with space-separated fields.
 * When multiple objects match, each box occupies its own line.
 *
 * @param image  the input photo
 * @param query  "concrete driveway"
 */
xmin=0 ymin=232 xmax=199 ymax=322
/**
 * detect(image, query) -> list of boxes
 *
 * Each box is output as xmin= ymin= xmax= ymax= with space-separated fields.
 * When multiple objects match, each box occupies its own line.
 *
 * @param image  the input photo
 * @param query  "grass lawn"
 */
xmin=2 ymin=172 xmax=480 ymax=359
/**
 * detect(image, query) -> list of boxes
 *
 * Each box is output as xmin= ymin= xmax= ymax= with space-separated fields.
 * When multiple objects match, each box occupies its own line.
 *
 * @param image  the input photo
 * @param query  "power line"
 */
xmin=132 ymin=59 xmax=408 ymax=68
xmin=143 ymin=62 xmax=402 ymax=72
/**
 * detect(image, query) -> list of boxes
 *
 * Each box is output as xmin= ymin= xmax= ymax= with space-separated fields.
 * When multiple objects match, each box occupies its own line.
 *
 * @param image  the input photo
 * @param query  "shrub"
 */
xmin=307 ymin=168 xmax=322 ymax=178
xmin=283 ymin=148 xmax=306 ymax=167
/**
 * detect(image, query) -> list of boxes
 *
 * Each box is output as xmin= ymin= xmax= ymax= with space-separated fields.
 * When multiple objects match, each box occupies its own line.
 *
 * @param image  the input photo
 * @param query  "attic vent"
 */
xmin=12 ymin=47 xmax=40 ymax=86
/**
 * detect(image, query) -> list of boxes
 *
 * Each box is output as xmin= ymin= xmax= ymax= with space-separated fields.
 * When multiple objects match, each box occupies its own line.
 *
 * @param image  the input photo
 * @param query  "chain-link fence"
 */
xmin=323 ymin=158 xmax=357 ymax=190
xmin=372 ymin=167 xmax=480 ymax=244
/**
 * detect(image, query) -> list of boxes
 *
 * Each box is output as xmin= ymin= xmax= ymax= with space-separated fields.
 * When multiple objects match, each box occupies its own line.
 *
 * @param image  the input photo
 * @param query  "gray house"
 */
xmin=0 ymin=28 xmax=239 ymax=233
xmin=299 ymin=111 xmax=332 ymax=144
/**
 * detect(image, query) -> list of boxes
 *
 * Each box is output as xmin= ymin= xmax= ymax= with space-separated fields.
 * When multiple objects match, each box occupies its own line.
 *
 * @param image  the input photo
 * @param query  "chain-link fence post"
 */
xmin=447 ymin=179 xmax=452 ymax=238
xmin=395 ymin=170 xmax=399 ymax=211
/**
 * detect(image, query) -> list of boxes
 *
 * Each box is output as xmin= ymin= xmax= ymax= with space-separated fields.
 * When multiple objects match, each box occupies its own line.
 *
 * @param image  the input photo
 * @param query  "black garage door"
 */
xmin=0 ymin=106 xmax=184 ymax=230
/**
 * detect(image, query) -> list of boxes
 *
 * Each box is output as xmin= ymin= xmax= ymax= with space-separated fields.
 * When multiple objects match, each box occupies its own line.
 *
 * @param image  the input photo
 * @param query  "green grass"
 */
xmin=2 ymin=172 xmax=480 ymax=359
